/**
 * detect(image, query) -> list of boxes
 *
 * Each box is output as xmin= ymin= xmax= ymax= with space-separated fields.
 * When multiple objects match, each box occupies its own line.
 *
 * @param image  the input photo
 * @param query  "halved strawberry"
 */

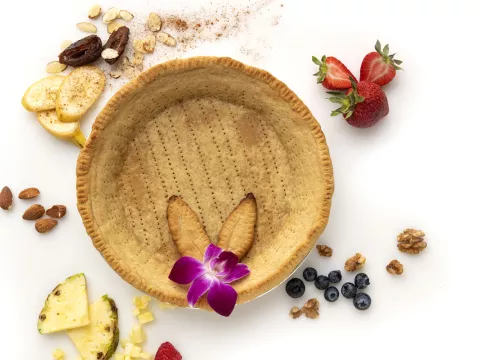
xmin=312 ymin=56 xmax=357 ymax=90
xmin=155 ymin=342 xmax=182 ymax=360
xmin=360 ymin=40 xmax=403 ymax=86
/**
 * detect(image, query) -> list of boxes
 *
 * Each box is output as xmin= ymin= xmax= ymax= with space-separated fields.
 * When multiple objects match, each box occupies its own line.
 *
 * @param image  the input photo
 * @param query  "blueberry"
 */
xmin=341 ymin=282 xmax=358 ymax=299
xmin=354 ymin=273 xmax=370 ymax=290
xmin=324 ymin=286 xmax=340 ymax=302
xmin=286 ymin=278 xmax=305 ymax=298
xmin=353 ymin=292 xmax=371 ymax=310
xmin=314 ymin=275 xmax=330 ymax=290
xmin=328 ymin=270 xmax=342 ymax=283
xmin=303 ymin=267 xmax=318 ymax=282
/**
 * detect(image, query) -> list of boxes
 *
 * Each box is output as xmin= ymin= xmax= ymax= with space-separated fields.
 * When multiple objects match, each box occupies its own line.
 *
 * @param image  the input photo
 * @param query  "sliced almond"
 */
xmin=76 ymin=22 xmax=97 ymax=33
xmin=103 ymin=7 xmax=119 ymax=23
xmin=35 ymin=218 xmax=58 ymax=233
xmin=143 ymin=34 xmax=156 ymax=53
xmin=0 ymin=186 xmax=13 ymax=210
xmin=60 ymin=40 xmax=72 ymax=50
xmin=156 ymin=32 xmax=176 ymax=47
xmin=101 ymin=48 xmax=119 ymax=60
xmin=46 ymin=61 xmax=67 ymax=74
xmin=146 ymin=12 xmax=162 ymax=32
xmin=88 ymin=4 xmax=102 ymax=19
xmin=119 ymin=10 xmax=134 ymax=21
xmin=122 ymin=56 xmax=133 ymax=70
xmin=123 ymin=67 xmax=140 ymax=79
xmin=18 ymin=188 xmax=40 ymax=200
xmin=132 ymin=52 xmax=144 ymax=66
xmin=46 ymin=205 xmax=67 ymax=219
xmin=167 ymin=196 xmax=211 ymax=260
xmin=107 ymin=20 xmax=123 ymax=34
xmin=109 ymin=70 xmax=122 ymax=79
xmin=23 ymin=204 xmax=45 ymax=220
xmin=217 ymin=193 xmax=257 ymax=260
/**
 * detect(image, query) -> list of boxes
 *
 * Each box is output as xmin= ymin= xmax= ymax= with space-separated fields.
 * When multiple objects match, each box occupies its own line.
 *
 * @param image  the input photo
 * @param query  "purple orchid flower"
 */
xmin=168 ymin=244 xmax=250 ymax=317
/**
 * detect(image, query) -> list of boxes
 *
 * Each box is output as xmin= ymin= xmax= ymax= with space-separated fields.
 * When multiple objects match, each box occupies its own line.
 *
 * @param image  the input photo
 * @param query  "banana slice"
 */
xmin=36 ymin=110 xmax=86 ymax=148
xmin=22 ymin=75 xmax=65 ymax=112
xmin=56 ymin=66 xmax=105 ymax=123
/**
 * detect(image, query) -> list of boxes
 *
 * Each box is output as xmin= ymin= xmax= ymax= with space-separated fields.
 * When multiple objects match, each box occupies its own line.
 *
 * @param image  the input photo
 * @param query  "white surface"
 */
xmin=1 ymin=0 xmax=479 ymax=358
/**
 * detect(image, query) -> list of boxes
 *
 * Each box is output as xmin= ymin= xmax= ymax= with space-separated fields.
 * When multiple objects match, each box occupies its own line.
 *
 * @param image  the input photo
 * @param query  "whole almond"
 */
xmin=18 ymin=188 xmax=40 ymax=199
xmin=35 ymin=218 xmax=58 ymax=233
xmin=0 ymin=186 xmax=13 ymax=210
xmin=23 ymin=204 xmax=45 ymax=220
xmin=46 ymin=205 xmax=67 ymax=219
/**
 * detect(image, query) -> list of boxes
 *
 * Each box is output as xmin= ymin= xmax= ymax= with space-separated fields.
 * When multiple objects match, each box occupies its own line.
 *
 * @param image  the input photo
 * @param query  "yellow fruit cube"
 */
xmin=114 ymin=354 xmax=125 ymax=360
xmin=129 ymin=325 xmax=146 ymax=344
xmin=131 ymin=346 xmax=142 ymax=357
xmin=133 ymin=295 xmax=151 ymax=310
xmin=139 ymin=353 xmax=153 ymax=360
xmin=137 ymin=311 xmax=154 ymax=324
xmin=124 ymin=356 xmax=131 ymax=360
xmin=120 ymin=339 xmax=129 ymax=348
xmin=124 ymin=343 xmax=134 ymax=354
xmin=52 ymin=349 xmax=65 ymax=360
xmin=132 ymin=307 xmax=141 ymax=316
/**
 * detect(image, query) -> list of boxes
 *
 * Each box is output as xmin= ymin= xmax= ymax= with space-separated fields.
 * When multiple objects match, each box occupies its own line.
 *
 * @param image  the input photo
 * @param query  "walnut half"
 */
xmin=344 ymin=253 xmax=366 ymax=272
xmin=397 ymin=229 xmax=427 ymax=254
xmin=301 ymin=298 xmax=320 ymax=319
xmin=386 ymin=260 xmax=404 ymax=275
xmin=289 ymin=306 xmax=302 ymax=319
xmin=316 ymin=245 xmax=332 ymax=257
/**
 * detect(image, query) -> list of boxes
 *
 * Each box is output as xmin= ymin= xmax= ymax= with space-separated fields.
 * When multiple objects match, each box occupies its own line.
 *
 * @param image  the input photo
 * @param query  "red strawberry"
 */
xmin=328 ymin=79 xmax=389 ymax=128
xmin=312 ymin=55 xmax=357 ymax=90
xmin=360 ymin=40 xmax=403 ymax=86
xmin=155 ymin=342 xmax=182 ymax=360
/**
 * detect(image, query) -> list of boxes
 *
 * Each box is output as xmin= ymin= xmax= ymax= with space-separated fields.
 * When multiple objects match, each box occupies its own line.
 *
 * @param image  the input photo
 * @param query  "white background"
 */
xmin=1 ymin=0 xmax=479 ymax=358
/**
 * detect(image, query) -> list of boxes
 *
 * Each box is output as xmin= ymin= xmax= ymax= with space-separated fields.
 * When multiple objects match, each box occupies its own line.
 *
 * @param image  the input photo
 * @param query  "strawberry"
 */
xmin=360 ymin=40 xmax=403 ymax=86
xmin=328 ymin=79 xmax=389 ymax=128
xmin=155 ymin=342 xmax=182 ymax=360
xmin=312 ymin=55 xmax=357 ymax=90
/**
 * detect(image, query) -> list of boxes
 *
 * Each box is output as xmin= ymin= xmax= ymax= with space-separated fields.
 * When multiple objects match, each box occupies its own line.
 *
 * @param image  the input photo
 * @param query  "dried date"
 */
xmin=103 ymin=26 xmax=130 ymax=64
xmin=58 ymin=35 xmax=103 ymax=67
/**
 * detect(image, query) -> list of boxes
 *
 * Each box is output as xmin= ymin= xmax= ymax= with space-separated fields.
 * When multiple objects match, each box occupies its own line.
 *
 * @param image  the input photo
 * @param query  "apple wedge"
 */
xmin=22 ymin=75 xmax=65 ymax=112
xmin=56 ymin=66 xmax=105 ymax=123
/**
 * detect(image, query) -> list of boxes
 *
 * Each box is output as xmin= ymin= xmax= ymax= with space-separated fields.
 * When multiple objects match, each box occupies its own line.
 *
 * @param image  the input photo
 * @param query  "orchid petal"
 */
xmin=207 ymin=279 xmax=238 ymax=317
xmin=210 ymin=251 xmax=238 ymax=276
xmin=168 ymin=256 xmax=206 ymax=285
xmin=187 ymin=274 xmax=214 ymax=307
xmin=220 ymin=263 xmax=251 ymax=283
xmin=203 ymin=244 xmax=223 ymax=264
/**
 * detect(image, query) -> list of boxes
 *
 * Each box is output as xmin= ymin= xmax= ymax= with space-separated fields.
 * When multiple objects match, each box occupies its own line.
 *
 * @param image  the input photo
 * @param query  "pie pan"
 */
xmin=77 ymin=57 xmax=334 ymax=309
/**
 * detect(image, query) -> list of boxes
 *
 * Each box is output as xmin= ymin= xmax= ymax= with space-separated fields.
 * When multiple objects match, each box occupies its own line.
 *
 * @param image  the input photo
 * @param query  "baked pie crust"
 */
xmin=77 ymin=57 xmax=334 ymax=308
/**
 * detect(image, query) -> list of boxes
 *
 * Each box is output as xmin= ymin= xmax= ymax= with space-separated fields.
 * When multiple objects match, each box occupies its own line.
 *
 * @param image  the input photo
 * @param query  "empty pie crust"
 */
xmin=77 ymin=57 xmax=334 ymax=309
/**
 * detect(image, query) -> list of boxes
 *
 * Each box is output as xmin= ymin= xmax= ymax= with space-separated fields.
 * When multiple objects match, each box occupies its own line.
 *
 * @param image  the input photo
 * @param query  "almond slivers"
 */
xmin=107 ymin=21 xmax=123 ymax=34
xmin=60 ymin=40 xmax=72 ymax=50
xmin=103 ymin=7 xmax=119 ymax=23
xmin=156 ymin=32 xmax=176 ymax=47
xmin=76 ymin=22 xmax=97 ymax=33
xmin=119 ymin=10 xmax=134 ymax=21
xmin=46 ymin=61 xmax=67 ymax=74
xmin=167 ymin=196 xmax=211 ymax=260
xmin=88 ymin=4 xmax=102 ymax=19
xmin=217 ymin=193 xmax=257 ymax=260
xmin=146 ymin=13 xmax=162 ymax=32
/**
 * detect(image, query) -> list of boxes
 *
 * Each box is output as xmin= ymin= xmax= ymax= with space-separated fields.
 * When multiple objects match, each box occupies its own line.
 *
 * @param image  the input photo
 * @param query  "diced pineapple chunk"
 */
xmin=124 ymin=356 xmax=131 ymax=360
xmin=132 ymin=307 xmax=141 ymax=316
xmin=137 ymin=311 xmax=154 ymax=324
xmin=124 ymin=343 xmax=134 ymax=354
xmin=120 ymin=339 xmax=129 ymax=348
xmin=131 ymin=346 xmax=141 ymax=357
xmin=114 ymin=354 xmax=125 ymax=360
xmin=52 ymin=349 xmax=65 ymax=360
xmin=133 ymin=295 xmax=151 ymax=310
xmin=129 ymin=325 xmax=146 ymax=344
xmin=139 ymin=353 xmax=153 ymax=360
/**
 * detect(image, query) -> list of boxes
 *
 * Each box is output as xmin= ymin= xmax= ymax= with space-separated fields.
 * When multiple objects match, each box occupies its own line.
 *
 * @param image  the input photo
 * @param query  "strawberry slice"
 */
xmin=155 ymin=342 xmax=182 ymax=360
xmin=312 ymin=56 xmax=357 ymax=90
xmin=360 ymin=40 xmax=403 ymax=86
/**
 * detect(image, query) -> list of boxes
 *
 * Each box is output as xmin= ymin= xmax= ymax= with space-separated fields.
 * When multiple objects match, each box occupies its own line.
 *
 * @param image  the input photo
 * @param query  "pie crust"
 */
xmin=77 ymin=57 xmax=334 ymax=308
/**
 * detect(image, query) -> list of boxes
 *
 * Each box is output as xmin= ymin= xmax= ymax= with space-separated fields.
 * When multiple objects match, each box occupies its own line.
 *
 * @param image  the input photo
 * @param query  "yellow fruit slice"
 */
xmin=22 ymin=75 xmax=65 ymax=112
xmin=56 ymin=66 xmax=105 ymax=123
xmin=36 ymin=110 xmax=86 ymax=148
